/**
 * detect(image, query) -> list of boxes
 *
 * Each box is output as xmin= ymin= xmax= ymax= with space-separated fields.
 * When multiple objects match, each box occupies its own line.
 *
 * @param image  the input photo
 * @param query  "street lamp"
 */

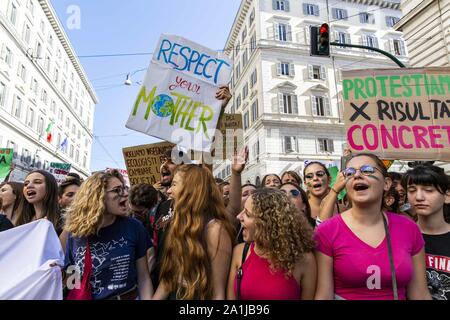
xmin=124 ymin=68 xmax=147 ymax=86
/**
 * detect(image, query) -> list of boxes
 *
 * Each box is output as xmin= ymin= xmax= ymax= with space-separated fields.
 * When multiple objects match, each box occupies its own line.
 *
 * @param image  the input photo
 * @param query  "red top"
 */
xmin=233 ymin=242 xmax=301 ymax=300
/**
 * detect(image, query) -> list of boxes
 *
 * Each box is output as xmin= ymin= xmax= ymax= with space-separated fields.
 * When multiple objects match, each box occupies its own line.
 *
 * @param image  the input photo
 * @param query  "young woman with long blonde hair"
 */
xmin=153 ymin=164 xmax=235 ymax=300
xmin=64 ymin=170 xmax=153 ymax=300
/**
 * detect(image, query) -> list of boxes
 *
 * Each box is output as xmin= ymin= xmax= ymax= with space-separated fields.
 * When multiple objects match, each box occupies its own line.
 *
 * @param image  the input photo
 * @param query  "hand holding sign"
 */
xmin=215 ymin=85 xmax=232 ymax=110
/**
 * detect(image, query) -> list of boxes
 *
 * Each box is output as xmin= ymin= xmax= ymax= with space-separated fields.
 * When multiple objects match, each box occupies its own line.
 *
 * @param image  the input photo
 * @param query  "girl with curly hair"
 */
xmin=64 ymin=170 xmax=153 ymax=300
xmin=153 ymin=164 xmax=235 ymax=300
xmin=227 ymin=188 xmax=316 ymax=300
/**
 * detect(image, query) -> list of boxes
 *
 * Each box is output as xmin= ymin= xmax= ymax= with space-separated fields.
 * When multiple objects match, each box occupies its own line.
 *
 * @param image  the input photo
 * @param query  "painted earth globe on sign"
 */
xmin=151 ymin=94 xmax=174 ymax=118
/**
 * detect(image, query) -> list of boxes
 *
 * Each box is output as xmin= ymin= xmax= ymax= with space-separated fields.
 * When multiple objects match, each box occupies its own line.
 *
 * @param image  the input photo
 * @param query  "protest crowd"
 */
xmin=0 ymin=82 xmax=449 ymax=301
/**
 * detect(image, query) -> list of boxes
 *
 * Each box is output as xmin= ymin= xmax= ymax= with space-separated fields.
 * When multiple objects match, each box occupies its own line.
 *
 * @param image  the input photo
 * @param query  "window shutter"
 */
xmin=305 ymin=26 xmax=311 ymax=45
xmin=278 ymin=93 xmax=284 ymax=113
xmin=319 ymin=139 xmax=324 ymax=152
xmin=324 ymin=97 xmax=331 ymax=116
xmin=285 ymin=0 xmax=290 ymax=12
xmin=311 ymin=95 xmax=318 ymax=115
xmin=359 ymin=13 xmax=364 ymax=24
xmin=308 ymin=64 xmax=313 ymax=79
xmin=343 ymin=9 xmax=348 ymax=20
xmin=329 ymin=140 xmax=335 ymax=152
xmin=314 ymin=5 xmax=319 ymax=16
xmin=320 ymin=66 xmax=326 ymax=80
xmin=389 ymin=39 xmax=394 ymax=54
xmin=293 ymin=95 xmax=298 ymax=114
xmin=332 ymin=8 xmax=337 ymax=19
xmin=272 ymin=0 xmax=277 ymax=10
xmin=361 ymin=35 xmax=367 ymax=46
xmin=374 ymin=37 xmax=379 ymax=49
xmin=274 ymin=23 xmax=280 ymax=40
xmin=286 ymin=24 xmax=292 ymax=41
xmin=290 ymin=63 xmax=295 ymax=77
xmin=385 ymin=16 xmax=392 ymax=27
xmin=277 ymin=62 xmax=282 ymax=76
xmin=345 ymin=33 xmax=351 ymax=45
xmin=333 ymin=31 xmax=339 ymax=42
xmin=267 ymin=26 xmax=274 ymax=40
xmin=400 ymin=40 xmax=406 ymax=56
xmin=302 ymin=3 xmax=307 ymax=15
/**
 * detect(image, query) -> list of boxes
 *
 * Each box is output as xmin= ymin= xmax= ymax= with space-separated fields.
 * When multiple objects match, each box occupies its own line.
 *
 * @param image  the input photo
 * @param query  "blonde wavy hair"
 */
xmin=250 ymin=188 xmax=315 ymax=276
xmin=64 ymin=170 xmax=124 ymax=237
xmin=159 ymin=164 xmax=235 ymax=300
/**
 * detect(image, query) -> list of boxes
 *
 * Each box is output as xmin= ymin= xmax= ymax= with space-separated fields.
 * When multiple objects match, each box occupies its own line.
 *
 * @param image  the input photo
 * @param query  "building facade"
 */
xmin=0 ymin=0 xmax=97 ymax=180
xmin=215 ymin=0 xmax=408 ymax=185
xmin=395 ymin=0 xmax=450 ymax=173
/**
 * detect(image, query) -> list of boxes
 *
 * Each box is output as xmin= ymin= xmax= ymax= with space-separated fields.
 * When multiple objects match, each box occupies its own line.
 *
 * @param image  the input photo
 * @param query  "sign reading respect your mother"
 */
xmin=126 ymin=34 xmax=232 ymax=152
xmin=343 ymin=67 xmax=450 ymax=161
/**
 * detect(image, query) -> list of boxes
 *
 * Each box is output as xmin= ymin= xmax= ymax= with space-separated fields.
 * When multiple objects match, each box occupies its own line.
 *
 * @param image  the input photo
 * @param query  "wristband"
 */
xmin=331 ymin=187 xmax=339 ymax=194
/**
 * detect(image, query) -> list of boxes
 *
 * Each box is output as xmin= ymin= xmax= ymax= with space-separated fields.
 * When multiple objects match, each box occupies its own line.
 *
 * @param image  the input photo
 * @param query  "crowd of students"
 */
xmin=1 ymin=147 xmax=449 ymax=301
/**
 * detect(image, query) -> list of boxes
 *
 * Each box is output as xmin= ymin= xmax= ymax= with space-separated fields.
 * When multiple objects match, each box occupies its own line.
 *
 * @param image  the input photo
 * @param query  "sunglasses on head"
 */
xmin=343 ymin=165 xmax=381 ymax=178
xmin=281 ymin=189 xmax=301 ymax=198
xmin=304 ymin=170 xmax=326 ymax=180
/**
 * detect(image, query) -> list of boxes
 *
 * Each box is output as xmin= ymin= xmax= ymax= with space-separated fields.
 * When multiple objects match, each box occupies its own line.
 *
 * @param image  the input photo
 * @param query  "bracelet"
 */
xmin=331 ymin=187 xmax=339 ymax=194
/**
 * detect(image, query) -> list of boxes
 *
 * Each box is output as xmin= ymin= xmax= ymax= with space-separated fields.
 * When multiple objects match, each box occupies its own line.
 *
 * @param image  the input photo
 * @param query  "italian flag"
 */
xmin=46 ymin=121 xmax=54 ymax=143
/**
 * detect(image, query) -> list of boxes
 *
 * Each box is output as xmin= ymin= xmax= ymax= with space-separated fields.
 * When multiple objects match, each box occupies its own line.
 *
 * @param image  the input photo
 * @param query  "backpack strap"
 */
xmin=382 ymin=213 xmax=398 ymax=300
xmin=236 ymin=242 xmax=251 ymax=300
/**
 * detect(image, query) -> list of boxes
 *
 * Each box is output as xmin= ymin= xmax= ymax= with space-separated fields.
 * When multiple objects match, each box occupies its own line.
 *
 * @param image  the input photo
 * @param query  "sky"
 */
xmin=50 ymin=0 xmax=241 ymax=172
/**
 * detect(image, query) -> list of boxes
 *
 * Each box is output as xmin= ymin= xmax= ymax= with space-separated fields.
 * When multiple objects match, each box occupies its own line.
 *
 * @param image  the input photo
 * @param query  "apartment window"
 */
xmin=13 ymin=95 xmax=23 ymax=119
xmin=36 ymin=42 xmax=42 ymax=59
xmin=242 ymin=49 xmax=249 ymax=68
xmin=40 ymin=20 xmax=45 ymax=34
xmin=69 ymin=89 xmax=73 ymax=102
xmin=360 ymin=12 xmax=374 ymax=24
xmin=249 ymin=8 xmax=255 ymax=26
xmin=79 ymin=104 xmax=84 ymax=117
xmin=392 ymin=39 xmax=406 ymax=56
xmin=236 ymin=94 xmax=242 ymax=109
xmin=21 ymin=149 xmax=31 ymax=164
xmin=318 ymin=138 xmax=334 ymax=153
xmin=22 ymin=24 xmax=31 ymax=44
xmin=308 ymin=65 xmax=326 ymax=80
xmin=74 ymin=98 xmax=79 ymax=111
xmin=58 ymin=108 xmax=63 ymax=121
xmin=235 ymin=63 xmax=241 ymax=81
xmin=26 ymin=107 xmax=35 ymax=128
xmin=48 ymin=34 xmax=53 ymax=47
xmin=27 ymin=0 xmax=35 ymax=16
xmin=7 ymin=141 xmax=18 ymax=159
xmin=252 ymin=140 xmax=260 ymax=160
xmin=386 ymin=16 xmax=400 ymax=28
xmin=242 ymin=83 xmax=249 ymax=100
xmin=37 ymin=117 xmax=44 ymax=136
xmin=250 ymin=69 xmax=257 ymax=88
xmin=77 ymin=129 xmax=81 ymax=140
xmin=51 ymin=100 xmax=56 ymax=114
xmin=243 ymin=111 xmax=250 ymax=130
xmin=83 ymin=155 xmax=87 ymax=168
xmin=303 ymin=3 xmax=319 ymax=16
xmin=284 ymin=136 xmax=297 ymax=153
xmin=277 ymin=62 xmax=294 ymax=76
xmin=41 ymin=89 xmax=48 ymax=104
xmin=251 ymin=99 xmax=259 ymax=122
xmin=1 ymin=46 xmax=13 ymax=66
xmin=66 ymin=117 xmax=70 ymax=128
xmin=17 ymin=64 xmax=27 ymax=82
xmin=0 ymin=82 xmax=7 ymax=107
xmin=332 ymin=8 xmax=348 ymax=20
xmin=362 ymin=35 xmax=378 ymax=49
xmin=311 ymin=95 xmax=331 ymax=116
xmin=30 ymin=78 xmax=38 ymax=95
xmin=235 ymin=42 xmax=240 ymax=56
xmin=61 ymin=80 xmax=66 ymax=94
xmin=70 ymin=145 xmax=74 ymax=158
xmin=54 ymin=68 xmax=59 ymax=83
xmin=76 ymin=150 xmax=80 ymax=163
xmin=242 ymin=27 xmax=247 ymax=42
xmin=276 ymin=23 xmax=291 ymax=42
xmin=278 ymin=93 xmax=298 ymax=114
xmin=336 ymin=32 xmax=351 ymax=47
xmin=273 ymin=0 xmax=289 ymax=12
xmin=250 ymin=33 xmax=257 ymax=53
xmin=64 ymin=61 xmax=68 ymax=73
xmin=45 ymin=56 xmax=51 ymax=72
xmin=9 ymin=3 xmax=17 ymax=25
xmin=57 ymin=133 xmax=61 ymax=147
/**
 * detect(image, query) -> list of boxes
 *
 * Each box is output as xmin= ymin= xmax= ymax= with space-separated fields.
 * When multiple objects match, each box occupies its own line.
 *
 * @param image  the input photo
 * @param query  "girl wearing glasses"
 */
xmin=16 ymin=170 xmax=62 ymax=234
xmin=314 ymin=153 xmax=431 ymax=300
xmin=280 ymin=182 xmax=315 ymax=228
xmin=303 ymin=162 xmax=342 ymax=221
xmin=227 ymin=188 xmax=316 ymax=300
xmin=64 ymin=170 xmax=153 ymax=300
xmin=153 ymin=165 xmax=235 ymax=300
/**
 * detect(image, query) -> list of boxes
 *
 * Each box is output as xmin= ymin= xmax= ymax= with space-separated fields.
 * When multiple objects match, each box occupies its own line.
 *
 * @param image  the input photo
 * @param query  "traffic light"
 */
xmin=310 ymin=23 xmax=330 ymax=57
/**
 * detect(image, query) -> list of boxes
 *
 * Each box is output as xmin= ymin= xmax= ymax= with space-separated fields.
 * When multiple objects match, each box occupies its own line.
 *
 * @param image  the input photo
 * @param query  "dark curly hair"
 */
xmin=128 ymin=183 xmax=158 ymax=208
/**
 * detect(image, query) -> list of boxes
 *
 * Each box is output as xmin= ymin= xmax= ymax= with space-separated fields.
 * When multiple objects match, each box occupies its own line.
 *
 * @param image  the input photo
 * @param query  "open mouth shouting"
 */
xmin=353 ymin=182 xmax=370 ymax=192
xmin=118 ymin=198 xmax=128 ymax=211
xmin=26 ymin=190 xmax=37 ymax=200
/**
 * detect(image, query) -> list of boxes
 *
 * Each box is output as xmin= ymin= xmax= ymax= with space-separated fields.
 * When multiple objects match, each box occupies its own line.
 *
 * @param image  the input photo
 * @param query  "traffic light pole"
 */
xmin=329 ymin=42 xmax=406 ymax=68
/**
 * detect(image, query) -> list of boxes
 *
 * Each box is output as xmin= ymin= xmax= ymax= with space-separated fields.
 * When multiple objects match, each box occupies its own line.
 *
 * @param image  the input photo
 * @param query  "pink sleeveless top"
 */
xmin=233 ymin=242 xmax=301 ymax=300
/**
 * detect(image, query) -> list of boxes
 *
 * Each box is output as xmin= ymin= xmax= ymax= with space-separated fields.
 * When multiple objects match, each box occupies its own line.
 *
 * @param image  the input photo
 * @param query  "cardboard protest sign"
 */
xmin=343 ymin=67 xmax=450 ymax=161
xmin=212 ymin=113 xmax=244 ymax=161
xmin=122 ymin=141 xmax=175 ymax=186
xmin=48 ymin=162 xmax=71 ymax=184
xmin=126 ymin=34 xmax=232 ymax=152
xmin=0 ymin=148 xmax=13 ymax=179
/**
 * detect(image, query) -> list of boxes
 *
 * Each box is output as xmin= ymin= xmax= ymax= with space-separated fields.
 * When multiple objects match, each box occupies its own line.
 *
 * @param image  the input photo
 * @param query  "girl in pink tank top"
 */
xmin=227 ymin=188 xmax=317 ymax=300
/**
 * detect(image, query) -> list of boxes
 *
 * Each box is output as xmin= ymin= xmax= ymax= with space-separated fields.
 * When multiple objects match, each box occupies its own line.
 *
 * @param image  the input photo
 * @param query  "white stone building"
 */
xmin=0 ymin=0 xmax=97 ymax=180
xmin=215 ymin=0 xmax=408 ymax=185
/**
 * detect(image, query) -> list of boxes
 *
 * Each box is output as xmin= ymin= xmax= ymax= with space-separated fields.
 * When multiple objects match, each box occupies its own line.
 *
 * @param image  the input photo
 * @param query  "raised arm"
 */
xmin=319 ymin=171 xmax=346 ymax=222
xmin=226 ymin=146 xmax=248 ymax=219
